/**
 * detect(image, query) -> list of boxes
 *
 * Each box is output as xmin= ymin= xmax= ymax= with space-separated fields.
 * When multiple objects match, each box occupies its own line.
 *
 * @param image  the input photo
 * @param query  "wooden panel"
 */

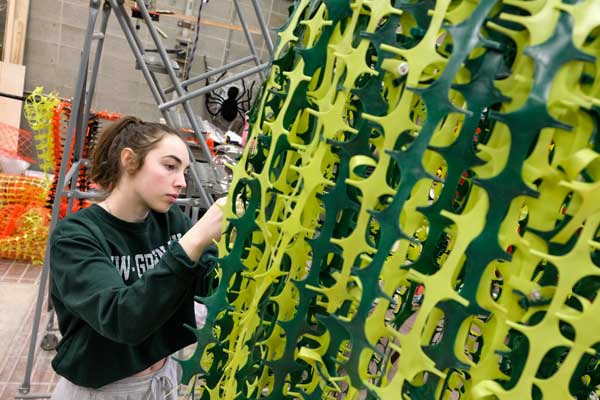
xmin=160 ymin=12 xmax=261 ymax=35
xmin=2 ymin=0 xmax=30 ymax=64
xmin=0 ymin=61 xmax=26 ymax=128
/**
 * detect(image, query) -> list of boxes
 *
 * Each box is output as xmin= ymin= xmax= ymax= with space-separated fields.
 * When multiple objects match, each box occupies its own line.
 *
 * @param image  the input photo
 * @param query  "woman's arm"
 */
xmin=178 ymin=197 xmax=226 ymax=260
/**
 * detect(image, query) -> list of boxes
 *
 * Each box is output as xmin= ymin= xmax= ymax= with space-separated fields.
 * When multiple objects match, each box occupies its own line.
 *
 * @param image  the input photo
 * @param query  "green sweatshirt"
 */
xmin=49 ymin=204 xmax=214 ymax=388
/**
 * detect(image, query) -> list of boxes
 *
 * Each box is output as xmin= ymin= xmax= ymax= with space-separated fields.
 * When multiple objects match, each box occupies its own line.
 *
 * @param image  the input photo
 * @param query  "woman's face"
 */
xmin=130 ymin=133 xmax=191 ymax=213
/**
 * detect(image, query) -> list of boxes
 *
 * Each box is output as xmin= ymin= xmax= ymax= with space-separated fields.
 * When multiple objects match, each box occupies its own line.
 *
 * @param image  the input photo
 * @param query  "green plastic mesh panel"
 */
xmin=179 ymin=0 xmax=600 ymax=398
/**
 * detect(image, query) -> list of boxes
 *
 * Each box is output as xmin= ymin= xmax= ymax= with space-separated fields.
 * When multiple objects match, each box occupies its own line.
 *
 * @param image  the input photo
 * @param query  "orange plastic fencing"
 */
xmin=0 ymin=174 xmax=51 ymax=264
xmin=0 ymin=122 xmax=48 ymax=263
xmin=0 ymin=122 xmax=35 ymax=165
xmin=1 ymin=95 xmax=122 ymax=264
xmin=48 ymin=101 xmax=121 ymax=217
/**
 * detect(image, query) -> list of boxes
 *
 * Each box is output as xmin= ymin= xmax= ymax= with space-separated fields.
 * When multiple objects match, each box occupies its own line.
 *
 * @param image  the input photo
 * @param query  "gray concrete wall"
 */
xmin=21 ymin=0 xmax=290 ymax=125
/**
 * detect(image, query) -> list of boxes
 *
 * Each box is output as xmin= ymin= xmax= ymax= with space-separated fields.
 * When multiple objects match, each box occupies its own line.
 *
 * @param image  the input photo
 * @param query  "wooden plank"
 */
xmin=2 ymin=0 xmax=30 ymax=64
xmin=124 ymin=0 xmax=261 ymax=35
xmin=0 ymin=61 xmax=26 ymax=128
xmin=160 ymin=12 xmax=261 ymax=35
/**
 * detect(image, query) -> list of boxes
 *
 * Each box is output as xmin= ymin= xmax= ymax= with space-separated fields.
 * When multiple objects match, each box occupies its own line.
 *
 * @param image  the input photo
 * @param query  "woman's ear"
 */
xmin=120 ymin=147 xmax=138 ymax=173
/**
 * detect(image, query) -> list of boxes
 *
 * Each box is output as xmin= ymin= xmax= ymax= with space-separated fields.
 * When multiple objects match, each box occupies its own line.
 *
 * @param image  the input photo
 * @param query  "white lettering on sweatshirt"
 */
xmin=110 ymin=233 xmax=183 ymax=280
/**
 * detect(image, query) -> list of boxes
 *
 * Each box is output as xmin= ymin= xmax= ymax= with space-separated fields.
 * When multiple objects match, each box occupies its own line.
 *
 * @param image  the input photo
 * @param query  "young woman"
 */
xmin=49 ymin=116 xmax=226 ymax=399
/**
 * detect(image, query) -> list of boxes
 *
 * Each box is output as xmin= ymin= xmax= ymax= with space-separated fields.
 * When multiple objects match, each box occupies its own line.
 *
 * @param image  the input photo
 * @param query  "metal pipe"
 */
xmin=164 ymin=55 xmax=255 ymax=94
xmin=175 ymin=197 xmax=208 ymax=207
xmin=0 ymin=91 xmax=25 ymax=101
xmin=250 ymin=0 xmax=273 ymax=55
xmin=148 ymin=70 xmax=180 ymax=126
xmin=159 ymin=62 xmax=268 ymax=110
xmin=112 ymin=2 xmax=179 ymax=127
xmin=66 ymin=2 xmax=112 ymax=214
xmin=66 ymin=70 xmax=88 ymax=214
xmin=109 ymin=0 xmax=166 ymax=108
xmin=18 ymin=0 xmax=102 ymax=395
xmin=116 ymin=0 xmax=145 ymax=53
xmin=14 ymin=394 xmax=51 ymax=399
xmin=134 ymin=0 xmax=214 ymax=208
xmin=63 ymin=160 xmax=82 ymax=185
xmin=83 ymin=2 xmax=111 ymax=121
xmin=232 ymin=0 xmax=265 ymax=80
xmin=65 ymin=189 xmax=104 ymax=200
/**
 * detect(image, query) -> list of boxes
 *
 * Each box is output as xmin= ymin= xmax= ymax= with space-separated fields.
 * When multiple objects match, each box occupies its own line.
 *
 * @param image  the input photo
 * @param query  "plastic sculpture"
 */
xmin=180 ymin=0 xmax=600 ymax=399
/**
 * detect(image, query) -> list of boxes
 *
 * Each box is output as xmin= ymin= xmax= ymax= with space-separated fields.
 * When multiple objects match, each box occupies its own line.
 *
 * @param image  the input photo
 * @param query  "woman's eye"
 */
xmin=165 ymin=164 xmax=176 ymax=170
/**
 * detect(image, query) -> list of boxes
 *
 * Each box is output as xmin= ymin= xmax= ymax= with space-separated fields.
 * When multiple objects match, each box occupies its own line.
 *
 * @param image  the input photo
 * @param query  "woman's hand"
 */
xmin=179 ymin=197 xmax=226 ymax=260
xmin=196 ymin=197 xmax=227 ymax=245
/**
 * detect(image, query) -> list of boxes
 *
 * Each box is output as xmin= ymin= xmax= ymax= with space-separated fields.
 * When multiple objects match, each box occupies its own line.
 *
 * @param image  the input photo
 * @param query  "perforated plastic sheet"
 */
xmin=179 ymin=1 xmax=600 ymax=399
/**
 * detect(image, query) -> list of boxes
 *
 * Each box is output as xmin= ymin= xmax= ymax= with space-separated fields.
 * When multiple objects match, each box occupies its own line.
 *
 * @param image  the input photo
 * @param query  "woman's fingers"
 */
xmin=195 ymin=197 xmax=226 ymax=242
xmin=235 ymin=196 xmax=245 ymax=216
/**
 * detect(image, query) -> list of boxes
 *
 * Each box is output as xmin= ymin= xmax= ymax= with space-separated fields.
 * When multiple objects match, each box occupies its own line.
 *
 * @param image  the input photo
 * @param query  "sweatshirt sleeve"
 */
xmin=194 ymin=244 xmax=219 ymax=297
xmin=50 ymin=231 xmax=204 ymax=346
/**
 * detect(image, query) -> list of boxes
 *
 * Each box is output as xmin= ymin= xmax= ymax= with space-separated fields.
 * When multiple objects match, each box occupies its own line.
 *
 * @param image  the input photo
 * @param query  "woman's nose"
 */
xmin=175 ymin=171 xmax=187 ymax=188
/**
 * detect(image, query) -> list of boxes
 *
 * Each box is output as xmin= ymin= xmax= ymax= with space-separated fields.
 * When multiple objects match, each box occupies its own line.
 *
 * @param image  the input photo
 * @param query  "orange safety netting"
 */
xmin=48 ymin=101 xmax=122 ymax=218
xmin=0 ymin=122 xmax=47 ymax=263
xmin=0 ymin=122 xmax=35 ymax=165
xmin=2 ymin=93 xmax=123 ymax=264
xmin=0 ymin=174 xmax=51 ymax=264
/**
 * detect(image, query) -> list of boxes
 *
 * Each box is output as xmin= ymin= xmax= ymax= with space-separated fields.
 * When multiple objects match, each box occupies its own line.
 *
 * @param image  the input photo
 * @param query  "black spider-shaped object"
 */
xmin=205 ymin=71 xmax=255 ymax=123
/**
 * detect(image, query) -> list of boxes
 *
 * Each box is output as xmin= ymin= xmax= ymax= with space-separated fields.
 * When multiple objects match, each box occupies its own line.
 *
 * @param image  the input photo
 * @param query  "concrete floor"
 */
xmin=0 ymin=258 xmax=59 ymax=400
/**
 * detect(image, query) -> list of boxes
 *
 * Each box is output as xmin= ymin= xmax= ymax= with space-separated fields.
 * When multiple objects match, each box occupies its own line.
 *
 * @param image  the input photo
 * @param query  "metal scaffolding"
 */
xmin=16 ymin=0 xmax=272 ymax=397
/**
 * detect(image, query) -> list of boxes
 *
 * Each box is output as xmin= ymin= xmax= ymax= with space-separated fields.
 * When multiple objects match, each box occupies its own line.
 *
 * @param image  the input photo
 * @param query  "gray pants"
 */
xmin=50 ymin=357 xmax=181 ymax=400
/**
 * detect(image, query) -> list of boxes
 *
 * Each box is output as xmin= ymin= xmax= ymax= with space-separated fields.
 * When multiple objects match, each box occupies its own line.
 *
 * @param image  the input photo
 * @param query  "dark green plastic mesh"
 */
xmin=179 ymin=1 xmax=600 ymax=398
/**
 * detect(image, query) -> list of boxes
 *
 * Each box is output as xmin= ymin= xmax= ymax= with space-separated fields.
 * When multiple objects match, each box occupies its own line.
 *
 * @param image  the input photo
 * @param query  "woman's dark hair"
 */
xmin=90 ymin=116 xmax=184 ymax=191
